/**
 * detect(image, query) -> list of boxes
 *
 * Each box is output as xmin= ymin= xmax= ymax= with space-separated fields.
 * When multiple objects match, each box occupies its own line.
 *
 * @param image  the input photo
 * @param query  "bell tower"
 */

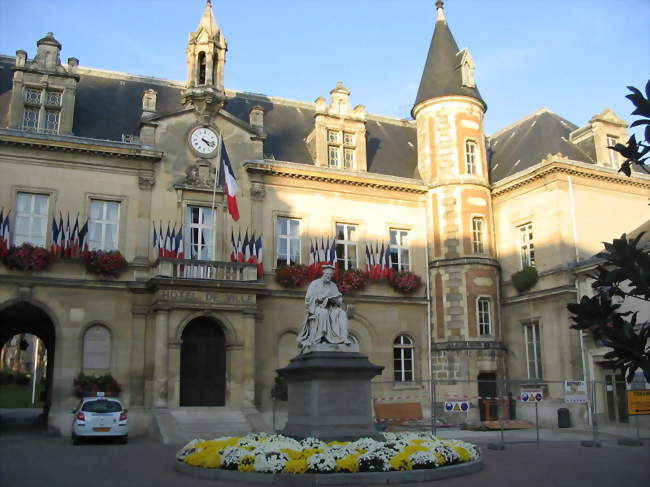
xmin=413 ymin=3 xmax=504 ymax=399
xmin=182 ymin=0 xmax=227 ymax=117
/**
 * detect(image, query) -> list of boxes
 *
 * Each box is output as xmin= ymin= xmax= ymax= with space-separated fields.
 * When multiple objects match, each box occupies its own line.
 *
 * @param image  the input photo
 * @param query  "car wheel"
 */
xmin=119 ymin=435 xmax=128 ymax=444
xmin=72 ymin=434 xmax=81 ymax=445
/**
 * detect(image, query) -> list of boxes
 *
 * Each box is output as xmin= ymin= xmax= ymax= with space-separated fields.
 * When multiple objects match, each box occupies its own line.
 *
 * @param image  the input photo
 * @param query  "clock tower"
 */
xmin=182 ymin=0 xmax=227 ymax=120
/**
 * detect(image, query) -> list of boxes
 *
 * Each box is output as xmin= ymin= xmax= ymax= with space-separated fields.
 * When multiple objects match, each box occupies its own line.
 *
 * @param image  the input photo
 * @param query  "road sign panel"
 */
xmin=444 ymin=400 xmax=470 ymax=412
xmin=521 ymin=389 xmax=543 ymax=402
xmin=627 ymin=390 xmax=650 ymax=416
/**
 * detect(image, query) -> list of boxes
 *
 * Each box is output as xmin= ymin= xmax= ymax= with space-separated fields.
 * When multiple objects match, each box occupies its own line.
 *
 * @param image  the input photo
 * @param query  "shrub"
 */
xmin=81 ymin=250 xmax=127 ymax=277
xmin=3 ymin=244 xmax=54 ymax=271
xmin=511 ymin=266 xmax=539 ymax=293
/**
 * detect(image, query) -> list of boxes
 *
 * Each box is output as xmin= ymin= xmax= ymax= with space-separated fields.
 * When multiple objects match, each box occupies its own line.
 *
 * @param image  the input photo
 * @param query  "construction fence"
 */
xmin=369 ymin=378 xmax=650 ymax=446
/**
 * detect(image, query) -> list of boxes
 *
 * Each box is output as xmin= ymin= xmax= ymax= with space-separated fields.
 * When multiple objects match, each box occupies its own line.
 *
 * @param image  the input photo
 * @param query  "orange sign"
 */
xmin=626 ymin=390 xmax=650 ymax=416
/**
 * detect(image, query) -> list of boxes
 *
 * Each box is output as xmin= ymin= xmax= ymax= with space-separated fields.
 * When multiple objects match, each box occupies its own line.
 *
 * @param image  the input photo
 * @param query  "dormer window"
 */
xmin=327 ymin=130 xmax=357 ymax=169
xmin=459 ymin=48 xmax=476 ymax=89
xmin=606 ymin=135 xmax=619 ymax=167
xmin=21 ymin=86 xmax=62 ymax=134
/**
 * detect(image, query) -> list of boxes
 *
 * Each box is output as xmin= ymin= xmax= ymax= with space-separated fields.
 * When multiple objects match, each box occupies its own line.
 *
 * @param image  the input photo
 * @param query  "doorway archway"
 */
xmin=0 ymin=302 xmax=56 ymax=419
xmin=180 ymin=317 xmax=226 ymax=406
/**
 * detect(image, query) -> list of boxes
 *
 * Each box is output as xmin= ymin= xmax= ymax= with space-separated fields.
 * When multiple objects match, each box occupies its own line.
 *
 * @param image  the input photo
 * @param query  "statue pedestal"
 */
xmin=277 ymin=351 xmax=384 ymax=442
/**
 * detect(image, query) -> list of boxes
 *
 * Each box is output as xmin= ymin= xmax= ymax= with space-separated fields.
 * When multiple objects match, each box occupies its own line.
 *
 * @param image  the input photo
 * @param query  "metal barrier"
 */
xmin=367 ymin=378 xmax=650 ymax=448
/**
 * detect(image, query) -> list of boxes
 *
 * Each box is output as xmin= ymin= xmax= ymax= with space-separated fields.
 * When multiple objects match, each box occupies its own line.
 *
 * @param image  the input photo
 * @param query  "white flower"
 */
xmin=409 ymin=450 xmax=439 ymax=468
xmin=358 ymin=450 xmax=390 ymax=472
xmin=301 ymin=437 xmax=326 ymax=450
xmin=306 ymin=453 xmax=336 ymax=473
xmin=351 ymin=437 xmax=382 ymax=452
xmin=176 ymin=438 xmax=204 ymax=460
xmin=254 ymin=451 xmax=288 ymax=473
xmin=221 ymin=447 xmax=247 ymax=469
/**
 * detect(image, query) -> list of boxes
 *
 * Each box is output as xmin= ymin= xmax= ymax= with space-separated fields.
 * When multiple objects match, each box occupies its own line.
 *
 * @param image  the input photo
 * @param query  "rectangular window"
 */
xmin=524 ymin=321 xmax=543 ymax=379
xmin=518 ymin=223 xmax=535 ymax=268
xmin=89 ymin=200 xmax=120 ymax=251
xmin=45 ymin=91 xmax=62 ymax=106
xmin=606 ymin=135 xmax=618 ymax=167
xmin=478 ymin=297 xmax=491 ymax=336
xmin=22 ymin=108 xmax=39 ymax=131
xmin=343 ymin=132 xmax=355 ymax=145
xmin=185 ymin=206 xmax=213 ymax=260
xmin=343 ymin=148 xmax=355 ymax=169
xmin=465 ymin=140 xmax=477 ymax=174
xmin=393 ymin=335 xmax=414 ymax=382
xmin=389 ymin=228 xmax=410 ymax=271
xmin=335 ymin=223 xmax=357 ymax=270
xmin=24 ymin=88 xmax=41 ymax=104
xmin=43 ymin=110 xmax=60 ymax=134
xmin=472 ymin=217 xmax=485 ymax=254
xmin=14 ymin=193 xmax=49 ymax=247
xmin=276 ymin=217 xmax=301 ymax=266
xmin=328 ymin=146 xmax=339 ymax=168
xmin=328 ymin=130 xmax=340 ymax=144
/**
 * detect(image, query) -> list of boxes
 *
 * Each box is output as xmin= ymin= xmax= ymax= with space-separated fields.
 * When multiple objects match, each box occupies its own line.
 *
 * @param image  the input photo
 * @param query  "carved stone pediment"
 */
xmin=182 ymin=160 xmax=216 ymax=189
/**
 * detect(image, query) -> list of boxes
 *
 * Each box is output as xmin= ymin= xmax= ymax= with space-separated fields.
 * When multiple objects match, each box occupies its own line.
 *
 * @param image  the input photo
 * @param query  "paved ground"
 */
xmin=1 ymin=410 xmax=649 ymax=487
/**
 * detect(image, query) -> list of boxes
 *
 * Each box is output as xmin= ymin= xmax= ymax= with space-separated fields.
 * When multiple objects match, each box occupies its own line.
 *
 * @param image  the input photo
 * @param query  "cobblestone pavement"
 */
xmin=1 ymin=432 xmax=648 ymax=487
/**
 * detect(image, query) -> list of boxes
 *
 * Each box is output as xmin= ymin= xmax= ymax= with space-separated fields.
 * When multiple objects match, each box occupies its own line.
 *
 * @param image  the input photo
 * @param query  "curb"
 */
xmin=174 ymin=458 xmax=483 ymax=484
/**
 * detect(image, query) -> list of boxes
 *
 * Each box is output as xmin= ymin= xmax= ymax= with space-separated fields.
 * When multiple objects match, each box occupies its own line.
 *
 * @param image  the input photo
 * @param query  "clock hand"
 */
xmin=201 ymin=138 xmax=215 ymax=147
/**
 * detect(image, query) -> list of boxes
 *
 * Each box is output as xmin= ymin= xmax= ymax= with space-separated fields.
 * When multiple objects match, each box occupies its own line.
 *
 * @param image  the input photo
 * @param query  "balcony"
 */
xmin=153 ymin=258 xmax=258 ymax=281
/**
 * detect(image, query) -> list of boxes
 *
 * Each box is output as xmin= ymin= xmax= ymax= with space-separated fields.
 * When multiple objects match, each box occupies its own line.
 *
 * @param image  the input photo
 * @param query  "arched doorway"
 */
xmin=180 ymin=317 xmax=226 ymax=406
xmin=0 ymin=302 xmax=56 ymax=422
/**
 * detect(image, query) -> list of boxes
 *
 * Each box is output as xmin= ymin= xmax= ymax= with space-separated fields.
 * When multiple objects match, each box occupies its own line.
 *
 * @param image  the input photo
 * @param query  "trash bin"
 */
xmin=557 ymin=408 xmax=571 ymax=428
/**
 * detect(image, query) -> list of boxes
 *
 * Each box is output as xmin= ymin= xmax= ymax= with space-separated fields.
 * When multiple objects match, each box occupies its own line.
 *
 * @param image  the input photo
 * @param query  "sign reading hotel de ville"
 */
xmin=156 ymin=289 xmax=255 ymax=307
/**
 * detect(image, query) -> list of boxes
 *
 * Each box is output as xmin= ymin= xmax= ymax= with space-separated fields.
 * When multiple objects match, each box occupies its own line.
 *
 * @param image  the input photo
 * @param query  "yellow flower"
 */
xmin=300 ymin=448 xmax=322 ymax=459
xmin=195 ymin=437 xmax=239 ymax=451
xmin=335 ymin=453 xmax=361 ymax=473
xmin=185 ymin=447 xmax=221 ymax=468
xmin=280 ymin=448 xmax=302 ymax=460
xmin=453 ymin=446 xmax=471 ymax=462
xmin=403 ymin=444 xmax=427 ymax=455
xmin=434 ymin=453 xmax=446 ymax=465
xmin=283 ymin=459 xmax=308 ymax=474
xmin=237 ymin=455 xmax=256 ymax=472
xmin=389 ymin=452 xmax=413 ymax=471
xmin=327 ymin=440 xmax=350 ymax=447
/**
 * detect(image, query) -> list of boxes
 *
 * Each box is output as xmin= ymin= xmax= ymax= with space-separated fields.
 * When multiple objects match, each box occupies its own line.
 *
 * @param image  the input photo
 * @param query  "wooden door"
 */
xmin=180 ymin=318 xmax=226 ymax=406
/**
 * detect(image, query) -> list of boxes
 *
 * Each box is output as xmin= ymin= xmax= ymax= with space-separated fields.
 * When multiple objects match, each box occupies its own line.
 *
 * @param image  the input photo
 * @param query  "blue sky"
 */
xmin=0 ymin=0 xmax=648 ymax=135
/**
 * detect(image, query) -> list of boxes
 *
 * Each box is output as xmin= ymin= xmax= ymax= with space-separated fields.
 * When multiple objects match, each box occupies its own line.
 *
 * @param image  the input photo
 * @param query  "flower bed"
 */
xmin=176 ymin=432 xmax=479 ymax=474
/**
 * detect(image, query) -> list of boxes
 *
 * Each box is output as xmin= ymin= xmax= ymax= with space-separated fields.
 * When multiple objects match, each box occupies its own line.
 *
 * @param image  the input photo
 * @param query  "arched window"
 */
xmin=82 ymin=324 xmax=111 ymax=371
xmin=197 ymin=51 xmax=206 ymax=85
xmin=393 ymin=335 xmax=414 ymax=382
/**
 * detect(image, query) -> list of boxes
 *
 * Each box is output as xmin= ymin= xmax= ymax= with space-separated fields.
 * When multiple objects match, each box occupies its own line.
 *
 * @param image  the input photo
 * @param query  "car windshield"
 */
xmin=81 ymin=400 xmax=122 ymax=413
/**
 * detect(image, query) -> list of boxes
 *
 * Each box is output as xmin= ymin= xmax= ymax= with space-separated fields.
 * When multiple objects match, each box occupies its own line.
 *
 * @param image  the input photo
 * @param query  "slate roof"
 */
xmin=0 ymin=55 xmax=418 ymax=180
xmin=413 ymin=8 xmax=486 ymax=113
xmin=488 ymin=108 xmax=594 ymax=183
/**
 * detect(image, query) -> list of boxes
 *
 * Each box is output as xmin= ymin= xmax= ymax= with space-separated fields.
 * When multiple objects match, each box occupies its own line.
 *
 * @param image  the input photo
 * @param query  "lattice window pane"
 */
xmin=343 ymin=148 xmax=355 ymax=169
xmin=328 ymin=146 xmax=339 ymax=167
xmin=44 ymin=110 xmax=60 ymax=134
xmin=24 ymin=88 xmax=41 ymax=104
xmin=46 ymin=91 xmax=62 ymax=106
xmin=343 ymin=132 xmax=355 ymax=145
xmin=22 ymin=108 xmax=39 ymax=130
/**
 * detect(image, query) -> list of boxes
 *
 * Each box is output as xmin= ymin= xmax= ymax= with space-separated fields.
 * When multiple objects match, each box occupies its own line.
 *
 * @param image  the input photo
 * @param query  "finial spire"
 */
xmin=436 ymin=1 xmax=446 ymax=22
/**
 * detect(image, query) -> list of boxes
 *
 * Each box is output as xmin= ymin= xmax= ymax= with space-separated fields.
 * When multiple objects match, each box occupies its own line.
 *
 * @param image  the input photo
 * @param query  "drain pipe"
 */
xmin=424 ymin=191 xmax=435 ymax=434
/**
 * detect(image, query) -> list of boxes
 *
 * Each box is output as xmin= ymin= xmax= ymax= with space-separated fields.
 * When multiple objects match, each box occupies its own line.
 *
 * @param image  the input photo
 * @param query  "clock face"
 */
xmin=189 ymin=126 xmax=219 ymax=156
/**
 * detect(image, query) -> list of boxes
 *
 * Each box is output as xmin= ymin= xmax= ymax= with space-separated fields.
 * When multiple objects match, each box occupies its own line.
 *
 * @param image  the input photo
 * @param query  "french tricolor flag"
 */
xmin=221 ymin=140 xmax=240 ymax=222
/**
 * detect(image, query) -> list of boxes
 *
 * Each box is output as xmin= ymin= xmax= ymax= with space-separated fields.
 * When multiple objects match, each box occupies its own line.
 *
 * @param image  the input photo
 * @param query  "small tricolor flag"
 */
xmin=221 ymin=140 xmax=240 ymax=222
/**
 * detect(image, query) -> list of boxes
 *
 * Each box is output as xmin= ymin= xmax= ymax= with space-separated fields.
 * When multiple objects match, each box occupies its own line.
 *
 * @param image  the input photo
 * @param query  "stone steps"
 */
xmin=153 ymin=406 xmax=273 ymax=444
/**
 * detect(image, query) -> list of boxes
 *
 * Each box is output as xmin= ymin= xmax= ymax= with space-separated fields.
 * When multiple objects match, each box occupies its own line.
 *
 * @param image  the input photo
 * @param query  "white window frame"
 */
xmin=276 ymin=216 xmax=301 ymax=266
xmin=524 ymin=321 xmax=543 ymax=379
xmin=89 ymin=200 xmax=120 ymax=251
xmin=185 ymin=206 xmax=214 ymax=260
xmin=472 ymin=216 xmax=485 ymax=254
xmin=477 ymin=297 xmax=491 ymax=336
xmin=465 ymin=139 xmax=478 ymax=175
xmin=389 ymin=228 xmax=411 ymax=271
xmin=518 ymin=222 xmax=535 ymax=269
xmin=393 ymin=334 xmax=415 ymax=382
xmin=14 ymin=192 xmax=49 ymax=247
xmin=327 ymin=130 xmax=356 ymax=169
xmin=335 ymin=222 xmax=358 ymax=270
xmin=606 ymin=135 xmax=619 ymax=167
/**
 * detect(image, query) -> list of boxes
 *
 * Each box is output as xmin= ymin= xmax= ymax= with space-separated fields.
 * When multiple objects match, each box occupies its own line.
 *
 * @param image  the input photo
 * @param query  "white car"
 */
xmin=71 ymin=393 xmax=128 ymax=444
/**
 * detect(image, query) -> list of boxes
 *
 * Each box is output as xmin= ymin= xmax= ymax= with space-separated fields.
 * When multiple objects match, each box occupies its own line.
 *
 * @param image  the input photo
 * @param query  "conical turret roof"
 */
xmin=412 ymin=5 xmax=486 ymax=116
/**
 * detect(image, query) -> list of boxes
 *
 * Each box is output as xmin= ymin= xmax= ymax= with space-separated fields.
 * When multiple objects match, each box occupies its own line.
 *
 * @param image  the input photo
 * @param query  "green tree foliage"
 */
xmin=567 ymin=233 xmax=650 ymax=383
xmin=608 ymin=80 xmax=650 ymax=177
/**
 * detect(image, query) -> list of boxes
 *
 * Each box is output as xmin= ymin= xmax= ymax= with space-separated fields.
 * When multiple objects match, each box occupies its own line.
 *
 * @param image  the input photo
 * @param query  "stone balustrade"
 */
xmin=153 ymin=258 xmax=258 ymax=281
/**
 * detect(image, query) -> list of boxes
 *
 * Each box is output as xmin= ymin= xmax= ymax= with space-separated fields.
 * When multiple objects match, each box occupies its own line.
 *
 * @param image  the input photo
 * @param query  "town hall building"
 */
xmin=0 ymin=2 xmax=648 ymax=437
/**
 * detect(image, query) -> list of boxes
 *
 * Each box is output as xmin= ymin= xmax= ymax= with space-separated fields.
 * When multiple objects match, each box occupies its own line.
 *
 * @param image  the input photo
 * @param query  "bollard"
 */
xmin=581 ymin=380 xmax=602 ymax=448
xmin=535 ymin=402 xmax=539 ymax=447
xmin=431 ymin=380 xmax=437 ymax=437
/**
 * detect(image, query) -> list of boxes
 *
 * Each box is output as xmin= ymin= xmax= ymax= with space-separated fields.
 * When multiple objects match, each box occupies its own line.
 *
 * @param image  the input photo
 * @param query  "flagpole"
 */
xmin=210 ymin=133 xmax=223 ymax=219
